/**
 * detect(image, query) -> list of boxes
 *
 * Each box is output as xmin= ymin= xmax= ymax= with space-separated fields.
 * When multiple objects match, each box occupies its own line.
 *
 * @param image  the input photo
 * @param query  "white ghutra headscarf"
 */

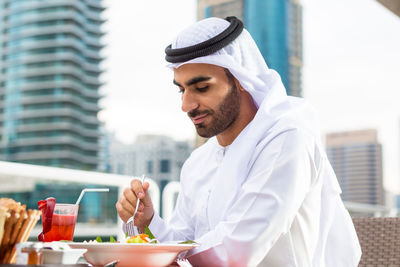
xmin=167 ymin=17 xmax=285 ymax=108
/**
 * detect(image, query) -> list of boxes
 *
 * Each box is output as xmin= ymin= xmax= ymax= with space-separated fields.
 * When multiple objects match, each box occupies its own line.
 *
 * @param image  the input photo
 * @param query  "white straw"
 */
xmin=76 ymin=188 xmax=110 ymax=205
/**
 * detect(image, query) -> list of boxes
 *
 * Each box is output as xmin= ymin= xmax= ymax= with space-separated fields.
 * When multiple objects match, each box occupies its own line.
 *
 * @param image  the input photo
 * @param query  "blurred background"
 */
xmin=0 ymin=0 xmax=399 ymax=240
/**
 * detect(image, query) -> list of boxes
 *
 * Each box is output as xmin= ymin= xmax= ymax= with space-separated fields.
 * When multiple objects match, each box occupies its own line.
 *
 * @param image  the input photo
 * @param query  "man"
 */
xmin=116 ymin=17 xmax=361 ymax=266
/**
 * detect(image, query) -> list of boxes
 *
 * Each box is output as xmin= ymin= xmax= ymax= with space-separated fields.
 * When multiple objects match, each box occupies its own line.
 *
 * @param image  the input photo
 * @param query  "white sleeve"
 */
xmin=147 ymin=184 xmax=195 ymax=242
xmin=188 ymin=131 xmax=317 ymax=266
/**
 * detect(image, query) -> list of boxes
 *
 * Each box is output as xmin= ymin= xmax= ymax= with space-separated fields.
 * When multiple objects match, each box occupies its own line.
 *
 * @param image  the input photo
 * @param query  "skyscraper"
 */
xmin=197 ymin=0 xmax=303 ymax=96
xmin=0 ymin=0 xmax=104 ymax=170
xmin=326 ymin=129 xmax=385 ymax=206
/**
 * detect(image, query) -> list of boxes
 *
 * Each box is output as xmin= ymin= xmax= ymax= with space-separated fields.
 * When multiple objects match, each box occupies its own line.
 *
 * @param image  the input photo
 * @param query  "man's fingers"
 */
xmin=134 ymin=211 xmax=146 ymax=223
xmin=119 ymin=196 xmax=135 ymax=214
xmin=123 ymin=187 xmax=136 ymax=207
xmin=142 ymin=181 xmax=153 ymax=207
xmin=130 ymin=180 xmax=152 ymax=207
xmin=115 ymin=202 xmax=132 ymax=223
xmin=143 ymin=182 xmax=150 ymax=191
xmin=130 ymin=179 xmax=145 ymax=199
xmin=116 ymin=181 xmax=154 ymax=227
xmin=138 ymin=202 xmax=144 ymax=212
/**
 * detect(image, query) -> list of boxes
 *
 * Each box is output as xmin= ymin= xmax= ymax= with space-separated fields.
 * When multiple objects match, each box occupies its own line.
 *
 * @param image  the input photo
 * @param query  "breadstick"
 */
xmin=20 ymin=210 xmax=34 ymax=243
xmin=0 ymin=210 xmax=17 ymax=262
xmin=22 ymin=210 xmax=41 ymax=242
xmin=9 ymin=210 xmax=26 ymax=245
xmin=14 ymin=210 xmax=32 ymax=245
xmin=0 ymin=207 xmax=8 ymax=244
xmin=8 ymin=210 xmax=33 ymax=264
xmin=4 ymin=210 xmax=27 ymax=263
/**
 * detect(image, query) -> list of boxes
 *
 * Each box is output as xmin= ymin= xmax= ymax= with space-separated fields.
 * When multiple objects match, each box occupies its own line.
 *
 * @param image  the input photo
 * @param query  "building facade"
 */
xmin=0 ymin=0 xmax=104 ymax=170
xmin=109 ymin=135 xmax=193 ymax=187
xmin=326 ymin=129 xmax=385 ymax=206
xmin=98 ymin=125 xmax=112 ymax=173
xmin=197 ymin=0 xmax=303 ymax=97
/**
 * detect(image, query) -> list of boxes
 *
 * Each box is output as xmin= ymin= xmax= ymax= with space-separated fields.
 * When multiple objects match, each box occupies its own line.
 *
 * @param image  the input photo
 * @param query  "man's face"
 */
xmin=173 ymin=63 xmax=240 ymax=138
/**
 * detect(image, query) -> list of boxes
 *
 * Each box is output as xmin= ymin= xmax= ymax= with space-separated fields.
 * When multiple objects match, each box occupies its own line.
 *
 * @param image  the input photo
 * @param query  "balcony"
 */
xmin=0 ymin=80 xmax=101 ymax=101
xmin=0 ymin=135 xmax=98 ymax=152
xmin=1 ymin=66 xmax=102 ymax=89
xmin=2 ymin=24 xmax=103 ymax=51
xmin=1 ymin=0 xmax=105 ymax=24
xmin=18 ymin=95 xmax=99 ymax=112
xmin=3 ymin=10 xmax=104 ymax=36
xmin=14 ymin=108 xmax=99 ymax=125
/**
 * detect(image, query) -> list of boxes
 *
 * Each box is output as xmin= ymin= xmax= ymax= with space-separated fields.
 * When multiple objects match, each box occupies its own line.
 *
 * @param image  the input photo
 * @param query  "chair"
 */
xmin=352 ymin=217 xmax=400 ymax=267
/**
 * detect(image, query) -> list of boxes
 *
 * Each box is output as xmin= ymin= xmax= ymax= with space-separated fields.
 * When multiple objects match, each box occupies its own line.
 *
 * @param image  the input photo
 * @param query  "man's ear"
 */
xmin=235 ymin=79 xmax=246 ymax=92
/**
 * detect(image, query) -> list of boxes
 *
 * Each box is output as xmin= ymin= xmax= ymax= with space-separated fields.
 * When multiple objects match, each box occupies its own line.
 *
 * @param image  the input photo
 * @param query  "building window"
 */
xmin=147 ymin=160 xmax=153 ymax=174
xmin=160 ymin=159 xmax=170 ymax=173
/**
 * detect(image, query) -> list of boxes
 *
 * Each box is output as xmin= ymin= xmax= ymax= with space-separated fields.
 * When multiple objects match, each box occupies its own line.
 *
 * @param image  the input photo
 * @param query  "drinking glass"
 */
xmin=43 ymin=204 xmax=79 ymax=242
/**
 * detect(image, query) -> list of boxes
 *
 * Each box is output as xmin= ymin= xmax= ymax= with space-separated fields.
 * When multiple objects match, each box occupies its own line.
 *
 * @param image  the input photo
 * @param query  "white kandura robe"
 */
xmin=124 ymin=85 xmax=361 ymax=267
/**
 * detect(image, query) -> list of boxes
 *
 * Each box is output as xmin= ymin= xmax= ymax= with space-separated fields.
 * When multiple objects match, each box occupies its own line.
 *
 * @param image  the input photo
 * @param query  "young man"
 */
xmin=116 ymin=17 xmax=361 ymax=266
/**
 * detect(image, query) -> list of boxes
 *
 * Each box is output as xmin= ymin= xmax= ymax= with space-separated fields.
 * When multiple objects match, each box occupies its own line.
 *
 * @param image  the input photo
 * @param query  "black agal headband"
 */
xmin=165 ymin=16 xmax=244 ymax=63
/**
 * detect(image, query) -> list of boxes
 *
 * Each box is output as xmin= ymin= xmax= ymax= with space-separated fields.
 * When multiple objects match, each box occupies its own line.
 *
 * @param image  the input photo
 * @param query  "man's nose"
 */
xmin=181 ymin=91 xmax=199 ymax=113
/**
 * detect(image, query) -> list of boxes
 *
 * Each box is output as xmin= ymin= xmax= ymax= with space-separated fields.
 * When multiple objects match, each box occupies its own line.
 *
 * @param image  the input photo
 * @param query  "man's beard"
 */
xmin=188 ymin=84 xmax=240 ymax=138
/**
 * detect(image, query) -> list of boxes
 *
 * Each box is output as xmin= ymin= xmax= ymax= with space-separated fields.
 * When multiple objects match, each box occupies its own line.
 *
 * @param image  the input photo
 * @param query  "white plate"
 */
xmin=69 ymin=242 xmax=198 ymax=267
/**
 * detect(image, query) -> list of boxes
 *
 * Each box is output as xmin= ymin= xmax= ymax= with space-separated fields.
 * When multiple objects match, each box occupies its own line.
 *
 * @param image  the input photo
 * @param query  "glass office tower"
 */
xmin=0 ymin=0 xmax=104 ymax=170
xmin=198 ymin=0 xmax=303 ymax=97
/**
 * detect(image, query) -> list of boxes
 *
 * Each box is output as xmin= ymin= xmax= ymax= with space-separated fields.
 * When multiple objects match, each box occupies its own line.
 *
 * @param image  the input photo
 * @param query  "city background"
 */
xmin=0 ymin=0 xmax=400 ymax=240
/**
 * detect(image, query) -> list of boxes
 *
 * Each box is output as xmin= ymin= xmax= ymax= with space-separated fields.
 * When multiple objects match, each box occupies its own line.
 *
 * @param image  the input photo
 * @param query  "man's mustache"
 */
xmin=188 ymin=109 xmax=212 ymax=118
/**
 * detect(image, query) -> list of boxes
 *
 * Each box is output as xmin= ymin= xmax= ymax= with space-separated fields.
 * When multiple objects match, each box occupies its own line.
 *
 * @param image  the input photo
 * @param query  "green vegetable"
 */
xmin=144 ymin=225 xmax=155 ymax=240
xmin=93 ymin=236 xmax=117 ymax=243
xmin=125 ymin=232 xmax=129 ymax=238
xmin=178 ymin=240 xmax=197 ymax=244
xmin=127 ymin=236 xmax=146 ymax=243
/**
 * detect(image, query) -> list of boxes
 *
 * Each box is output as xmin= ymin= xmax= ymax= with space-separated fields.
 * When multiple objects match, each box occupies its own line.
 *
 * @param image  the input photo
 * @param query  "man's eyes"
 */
xmin=196 ymin=86 xmax=209 ymax=92
xmin=177 ymin=85 xmax=209 ymax=94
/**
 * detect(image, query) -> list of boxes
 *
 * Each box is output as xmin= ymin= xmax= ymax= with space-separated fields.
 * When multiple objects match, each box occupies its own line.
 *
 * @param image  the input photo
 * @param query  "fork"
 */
xmin=104 ymin=260 xmax=119 ymax=267
xmin=130 ymin=175 xmax=145 ymax=235
xmin=176 ymin=258 xmax=193 ymax=267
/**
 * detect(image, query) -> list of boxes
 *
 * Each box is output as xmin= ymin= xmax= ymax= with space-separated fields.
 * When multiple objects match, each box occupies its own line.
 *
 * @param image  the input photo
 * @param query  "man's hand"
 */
xmin=116 ymin=179 xmax=154 ymax=233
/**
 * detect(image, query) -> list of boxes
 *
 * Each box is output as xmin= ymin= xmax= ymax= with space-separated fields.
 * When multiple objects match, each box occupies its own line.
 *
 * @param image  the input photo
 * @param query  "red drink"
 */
xmin=40 ymin=203 xmax=79 ymax=242
xmin=43 ymin=213 xmax=77 ymax=241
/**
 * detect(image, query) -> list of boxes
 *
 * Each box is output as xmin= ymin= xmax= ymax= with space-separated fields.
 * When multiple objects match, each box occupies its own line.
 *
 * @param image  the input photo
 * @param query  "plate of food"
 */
xmin=69 ymin=228 xmax=198 ymax=267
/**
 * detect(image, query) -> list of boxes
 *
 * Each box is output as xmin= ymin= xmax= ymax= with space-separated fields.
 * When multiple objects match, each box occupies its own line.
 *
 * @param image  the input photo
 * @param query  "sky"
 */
xmin=302 ymin=0 xmax=400 ymax=193
xmin=99 ymin=0 xmax=400 ymax=193
xmin=99 ymin=0 xmax=197 ymax=143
